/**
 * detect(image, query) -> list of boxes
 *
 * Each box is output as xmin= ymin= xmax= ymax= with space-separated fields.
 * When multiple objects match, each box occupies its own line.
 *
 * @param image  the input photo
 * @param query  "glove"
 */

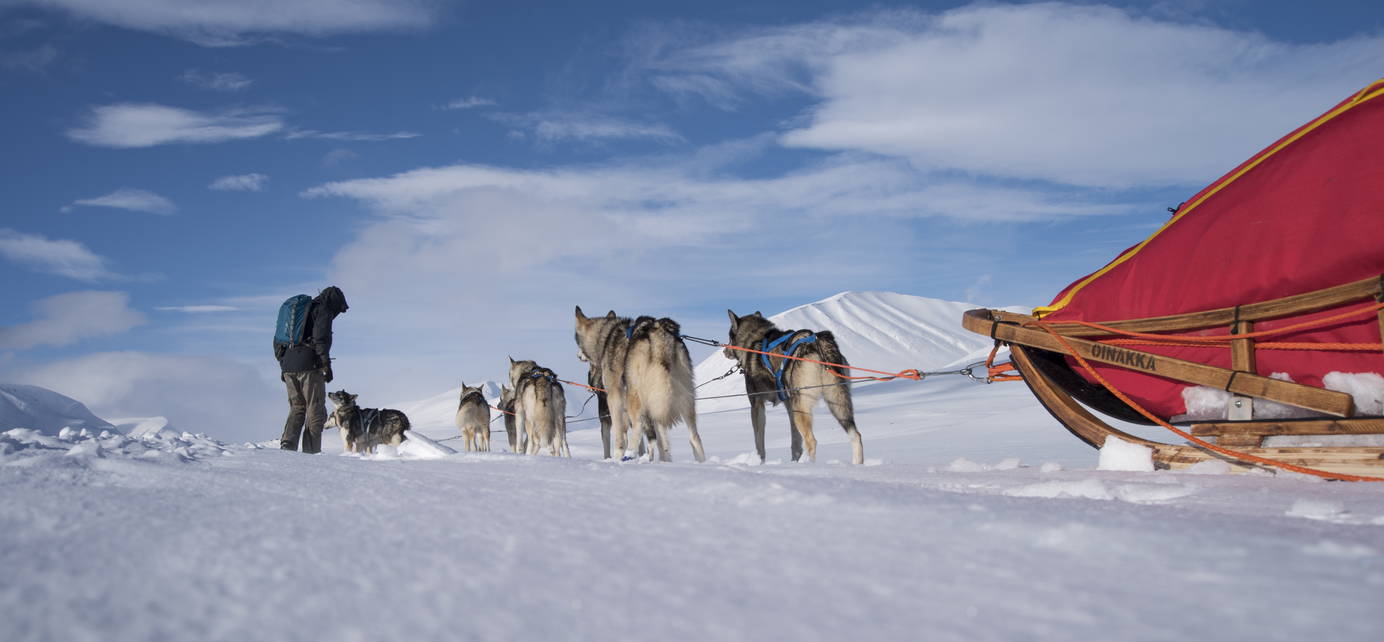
xmin=322 ymin=365 xmax=334 ymax=383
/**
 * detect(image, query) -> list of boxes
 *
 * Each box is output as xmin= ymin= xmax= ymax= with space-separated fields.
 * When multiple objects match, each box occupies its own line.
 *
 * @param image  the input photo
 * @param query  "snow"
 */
xmin=0 ymin=383 xmax=114 ymax=436
xmin=3 ymin=291 xmax=1383 ymax=641
xmin=1096 ymin=436 xmax=1154 ymax=472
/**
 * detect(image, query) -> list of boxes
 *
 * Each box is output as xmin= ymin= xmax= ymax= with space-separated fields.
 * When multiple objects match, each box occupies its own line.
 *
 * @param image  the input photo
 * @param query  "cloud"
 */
xmin=322 ymin=148 xmax=360 ymax=166
xmin=8 ymin=351 xmax=281 ymax=443
xmin=0 ymin=228 xmax=116 ymax=281
xmin=180 ymin=69 xmax=252 ymax=91
xmin=0 ymin=291 xmax=146 ymax=350
xmin=68 ymin=187 xmax=177 ymax=214
xmin=155 ymin=305 xmax=239 ymax=313
xmin=208 ymin=173 xmax=268 ymax=192
xmin=441 ymin=96 xmax=497 ymax=110
xmin=67 ymin=103 xmax=284 ymax=148
xmin=284 ymin=129 xmax=419 ymax=142
xmin=300 ymin=149 xmax=1135 ymax=402
xmin=0 ymin=44 xmax=61 ymax=72
xmin=492 ymin=112 xmax=684 ymax=145
xmin=14 ymin=0 xmax=439 ymax=46
xmin=644 ymin=3 xmax=1384 ymax=187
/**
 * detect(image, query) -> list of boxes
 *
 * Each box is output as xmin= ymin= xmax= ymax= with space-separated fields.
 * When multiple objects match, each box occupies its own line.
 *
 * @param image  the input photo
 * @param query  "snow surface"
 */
xmin=0 ymin=383 xmax=114 ymax=436
xmin=3 ymin=291 xmax=1382 ymax=641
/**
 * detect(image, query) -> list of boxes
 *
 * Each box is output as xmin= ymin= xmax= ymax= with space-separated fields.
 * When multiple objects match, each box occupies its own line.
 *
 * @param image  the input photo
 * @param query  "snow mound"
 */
xmin=1 ymin=426 xmax=230 ymax=463
xmin=393 ymin=379 xmax=504 ymax=431
xmin=694 ymin=291 xmax=1022 ymax=411
xmin=1097 ymin=436 xmax=1154 ymax=472
xmin=0 ymin=383 xmax=114 ymax=436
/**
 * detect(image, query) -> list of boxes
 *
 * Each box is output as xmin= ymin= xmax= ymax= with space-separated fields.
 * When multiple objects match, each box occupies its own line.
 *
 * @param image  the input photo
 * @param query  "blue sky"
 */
xmin=2 ymin=0 xmax=1382 ymax=440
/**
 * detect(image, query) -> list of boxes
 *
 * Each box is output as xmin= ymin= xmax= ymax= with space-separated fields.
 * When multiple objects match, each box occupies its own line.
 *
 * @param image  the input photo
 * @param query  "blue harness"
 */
xmin=760 ymin=331 xmax=817 ymax=401
xmin=530 ymin=369 xmax=557 ymax=384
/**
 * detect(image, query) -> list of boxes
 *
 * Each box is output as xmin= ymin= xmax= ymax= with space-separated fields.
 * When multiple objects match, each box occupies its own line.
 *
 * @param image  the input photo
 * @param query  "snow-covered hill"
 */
xmin=394 ymin=379 xmax=505 ymax=432
xmin=694 ymin=291 xmax=1022 ymax=411
xmin=0 ymin=383 xmax=114 ymax=435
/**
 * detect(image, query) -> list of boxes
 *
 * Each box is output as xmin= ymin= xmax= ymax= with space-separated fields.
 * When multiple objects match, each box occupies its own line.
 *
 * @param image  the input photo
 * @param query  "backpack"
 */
xmin=273 ymin=294 xmax=314 ymax=349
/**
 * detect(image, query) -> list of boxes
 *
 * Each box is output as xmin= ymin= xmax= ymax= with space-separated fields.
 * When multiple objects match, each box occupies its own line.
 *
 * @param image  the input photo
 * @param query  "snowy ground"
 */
xmin=4 ymin=293 xmax=1383 ymax=641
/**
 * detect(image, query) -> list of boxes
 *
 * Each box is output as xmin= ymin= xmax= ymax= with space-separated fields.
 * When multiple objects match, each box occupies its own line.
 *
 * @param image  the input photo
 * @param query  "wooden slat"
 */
xmin=1191 ymin=418 xmax=1384 ymax=437
xmin=1029 ymin=275 xmax=1382 ymax=337
xmin=1230 ymin=320 xmax=1255 ymax=372
xmin=962 ymin=310 xmax=1356 ymax=417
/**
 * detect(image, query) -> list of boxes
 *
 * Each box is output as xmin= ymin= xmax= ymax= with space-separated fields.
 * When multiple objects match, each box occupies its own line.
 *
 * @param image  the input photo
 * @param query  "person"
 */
xmin=276 ymin=286 xmax=349 ymax=453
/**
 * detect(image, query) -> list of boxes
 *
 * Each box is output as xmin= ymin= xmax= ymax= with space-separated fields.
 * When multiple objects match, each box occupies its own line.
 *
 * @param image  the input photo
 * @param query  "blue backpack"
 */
xmin=273 ymin=294 xmax=314 ymax=349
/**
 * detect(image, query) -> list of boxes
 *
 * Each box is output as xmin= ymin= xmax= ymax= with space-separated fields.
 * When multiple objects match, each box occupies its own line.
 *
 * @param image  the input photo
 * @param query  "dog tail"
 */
xmin=813 ymin=331 xmax=851 ymax=378
xmin=641 ymin=318 xmax=696 ymax=428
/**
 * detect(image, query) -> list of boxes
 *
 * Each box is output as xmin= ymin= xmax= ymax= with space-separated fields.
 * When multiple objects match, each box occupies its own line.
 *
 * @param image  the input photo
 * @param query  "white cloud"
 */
xmin=156 ymin=305 xmax=239 ymax=313
xmin=181 ymin=69 xmax=252 ymax=91
xmin=67 ymin=103 xmax=283 ymax=148
xmin=493 ymin=112 xmax=684 ymax=145
xmin=16 ymin=0 xmax=438 ymax=46
xmin=208 ymin=173 xmax=268 ymax=192
xmin=284 ymin=129 xmax=419 ymax=142
xmin=9 ymin=352 xmax=281 ymax=443
xmin=645 ymin=3 xmax=1384 ymax=187
xmin=300 ymin=150 xmax=1133 ymax=402
xmin=322 ymin=148 xmax=360 ymax=166
xmin=0 ymin=291 xmax=146 ymax=350
xmin=68 ymin=187 xmax=177 ymax=214
xmin=0 ymin=44 xmax=61 ymax=72
xmin=441 ymin=96 xmax=497 ymax=110
xmin=0 ymin=228 xmax=116 ymax=281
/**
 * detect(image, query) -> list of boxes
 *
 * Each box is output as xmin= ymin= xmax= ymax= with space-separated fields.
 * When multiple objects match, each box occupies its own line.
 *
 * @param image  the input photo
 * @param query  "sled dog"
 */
xmin=455 ymin=382 xmax=491 ymax=452
xmin=497 ymin=384 xmax=519 ymax=453
xmin=724 ymin=310 xmax=863 ymax=464
xmin=507 ymin=358 xmax=570 ymax=456
xmin=326 ymin=390 xmax=410 ymax=454
xmin=574 ymin=307 xmax=706 ymax=462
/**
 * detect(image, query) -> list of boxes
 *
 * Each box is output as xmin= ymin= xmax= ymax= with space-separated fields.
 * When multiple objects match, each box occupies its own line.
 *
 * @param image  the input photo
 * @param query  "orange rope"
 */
xmin=488 ymin=404 xmax=515 ymax=416
xmin=559 ymin=379 xmax=606 ymax=393
xmin=719 ymin=343 xmax=924 ymax=381
xmin=1102 ymin=338 xmax=1384 ymax=352
xmin=1036 ymin=323 xmax=1384 ymax=482
xmin=984 ymin=343 xmax=1023 ymax=382
xmin=1059 ymin=301 xmax=1384 ymax=344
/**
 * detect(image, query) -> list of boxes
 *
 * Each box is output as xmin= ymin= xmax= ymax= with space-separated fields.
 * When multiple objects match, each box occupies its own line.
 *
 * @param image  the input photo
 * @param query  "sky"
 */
xmin=2 ymin=0 xmax=1383 ymax=440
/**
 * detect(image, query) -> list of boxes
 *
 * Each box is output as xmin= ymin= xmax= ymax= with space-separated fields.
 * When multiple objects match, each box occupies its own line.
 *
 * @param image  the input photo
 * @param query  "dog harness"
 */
xmin=359 ymin=408 xmax=379 ymax=449
xmin=759 ymin=331 xmax=817 ymax=401
xmin=529 ymin=369 xmax=557 ymax=384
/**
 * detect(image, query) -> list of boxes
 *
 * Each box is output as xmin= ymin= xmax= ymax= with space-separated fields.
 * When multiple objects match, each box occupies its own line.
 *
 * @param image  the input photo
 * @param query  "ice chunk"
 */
xmin=1097 ymin=436 xmax=1154 ymax=472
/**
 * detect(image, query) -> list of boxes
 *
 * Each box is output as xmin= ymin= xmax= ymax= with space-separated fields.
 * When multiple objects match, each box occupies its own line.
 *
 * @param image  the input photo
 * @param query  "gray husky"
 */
xmin=455 ymin=382 xmax=491 ymax=452
xmin=497 ymin=384 xmax=518 ymax=453
xmin=326 ymin=390 xmax=410 ymax=454
xmin=507 ymin=358 xmax=570 ymax=457
xmin=724 ymin=310 xmax=864 ymax=464
xmin=574 ymin=307 xmax=706 ymax=462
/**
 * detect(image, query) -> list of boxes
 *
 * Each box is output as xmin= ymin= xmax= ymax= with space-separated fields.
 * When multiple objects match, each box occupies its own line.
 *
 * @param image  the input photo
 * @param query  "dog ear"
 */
xmin=574 ymin=305 xmax=585 ymax=321
xmin=605 ymin=310 xmax=616 ymax=319
xmin=509 ymin=356 xmax=515 ymax=365
xmin=753 ymin=311 xmax=764 ymax=318
xmin=726 ymin=309 xmax=739 ymax=330
xmin=349 ymin=393 xmax=358 ymax=402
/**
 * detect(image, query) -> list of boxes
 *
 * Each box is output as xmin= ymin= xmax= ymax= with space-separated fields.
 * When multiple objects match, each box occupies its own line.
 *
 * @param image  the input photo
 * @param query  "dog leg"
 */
xmin=750 ymin=398 xmax=767 ymax=462
xmin=685 ymin=413 xmax=707 ymax=463
xmin=789 ymin=394 xmax=818 ymax=462
xmin=648 ymin=416 xmax=672 ymax=462
xmin=824 ymin=383 xmax=863 ymax=464
xmin=787 ymin=404 xmax=804 ymax=462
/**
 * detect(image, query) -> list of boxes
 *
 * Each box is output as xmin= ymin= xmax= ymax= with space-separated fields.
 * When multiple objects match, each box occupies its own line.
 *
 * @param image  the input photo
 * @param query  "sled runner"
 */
xmin=963 ymin=79 xmax=1384 ymax=478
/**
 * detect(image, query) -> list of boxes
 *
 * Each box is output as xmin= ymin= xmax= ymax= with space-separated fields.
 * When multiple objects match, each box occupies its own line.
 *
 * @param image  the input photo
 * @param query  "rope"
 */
xmin=681 ymin=334 xmax=925 ymax=382
xmin=1035 ymin=323 xmax=1384 ymax=482
xmin=1055 ymin=301 xmax=1384 ymax=345
xmin=1102 ymin=338 xmax=1384 ymax=352
xmin=560 ymin=378 xmax=605 ymax=393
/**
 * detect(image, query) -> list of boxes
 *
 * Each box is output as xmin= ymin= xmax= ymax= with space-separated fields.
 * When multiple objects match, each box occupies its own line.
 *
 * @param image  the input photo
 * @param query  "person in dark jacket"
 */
xmin=276 ymin=286 xmax=348 ymax=453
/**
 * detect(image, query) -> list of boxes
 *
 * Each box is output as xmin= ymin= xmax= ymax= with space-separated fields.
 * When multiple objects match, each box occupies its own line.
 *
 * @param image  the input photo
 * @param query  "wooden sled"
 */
xmin=961 ymin=276 xmax=1384 ymax=476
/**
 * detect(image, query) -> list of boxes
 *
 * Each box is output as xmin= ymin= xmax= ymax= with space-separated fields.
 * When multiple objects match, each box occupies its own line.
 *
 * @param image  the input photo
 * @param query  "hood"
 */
xmin=316 ymin=286 xmax=349 ymax=317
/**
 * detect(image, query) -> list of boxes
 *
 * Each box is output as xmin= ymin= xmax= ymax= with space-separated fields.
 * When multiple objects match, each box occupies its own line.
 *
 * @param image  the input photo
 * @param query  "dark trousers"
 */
xmin=281 ymin=369 xmax=326 ymax=453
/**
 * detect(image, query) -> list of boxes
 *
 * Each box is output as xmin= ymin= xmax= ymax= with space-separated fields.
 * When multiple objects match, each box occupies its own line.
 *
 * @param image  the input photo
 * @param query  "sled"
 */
xmin=961 ymin=79 xmax=1384 ymax=477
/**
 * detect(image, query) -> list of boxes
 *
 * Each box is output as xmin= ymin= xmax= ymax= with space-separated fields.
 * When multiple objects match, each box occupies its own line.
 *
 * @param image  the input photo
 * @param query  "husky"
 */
xmin=724 ymin=310 xmax=864 ymax=464
xmin=455 ymin=382 xmax=491 ymax=452
xmin=326 ymin=390 xmax=410 ymax=454
xmin=507 ymin=358 xmax=570 ymax=456
xmin=497 ymin=384 xmax=519 ymax=453
xmin=574 ymin=307 xmax=706 ymax=462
